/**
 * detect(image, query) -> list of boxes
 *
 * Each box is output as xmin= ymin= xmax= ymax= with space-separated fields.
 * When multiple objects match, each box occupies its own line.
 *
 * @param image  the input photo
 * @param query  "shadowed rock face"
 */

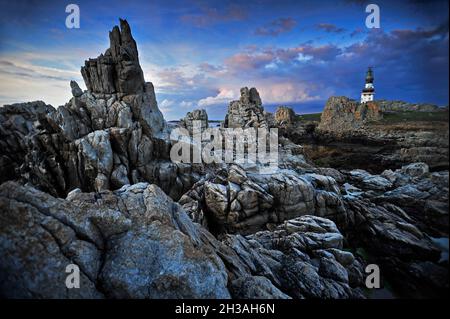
xmin=286 ymin=96 xmax=448 ymax=172
xmin=81 ymin=19 xmax=145 ymax=95
xmin=180 ymin=165 xmax=347 ymax=235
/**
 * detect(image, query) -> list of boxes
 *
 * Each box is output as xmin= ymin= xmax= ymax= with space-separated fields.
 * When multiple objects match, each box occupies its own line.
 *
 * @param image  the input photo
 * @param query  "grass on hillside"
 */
xmin=378 ymin=111 xmax=449 ymax=124
xmin=297 ymin=113 xmax=322 ymax=122
xmin=296 ymin=110 xmax=448 ymax=124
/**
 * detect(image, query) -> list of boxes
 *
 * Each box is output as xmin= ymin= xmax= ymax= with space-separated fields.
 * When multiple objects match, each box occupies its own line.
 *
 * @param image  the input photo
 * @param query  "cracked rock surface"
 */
xmin=0 ymin=19 xmax=448 ymax=299
xmin=0 ymin=181 xmax=366 ymax=299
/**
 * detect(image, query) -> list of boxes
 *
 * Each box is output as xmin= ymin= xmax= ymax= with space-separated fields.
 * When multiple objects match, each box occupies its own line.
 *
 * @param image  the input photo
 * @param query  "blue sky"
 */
xmin=0 ymin=0 xmax=448 ymax=120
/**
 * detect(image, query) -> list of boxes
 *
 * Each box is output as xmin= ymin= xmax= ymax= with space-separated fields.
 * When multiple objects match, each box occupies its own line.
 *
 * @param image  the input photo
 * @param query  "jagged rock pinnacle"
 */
xmin=81 ymin=18 xmax=145 ymax=94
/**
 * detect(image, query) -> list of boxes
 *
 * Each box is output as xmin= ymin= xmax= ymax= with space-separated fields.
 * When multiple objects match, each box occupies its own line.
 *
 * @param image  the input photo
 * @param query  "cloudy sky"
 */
xmin=0 ymin=0 xmax=448 ymax=120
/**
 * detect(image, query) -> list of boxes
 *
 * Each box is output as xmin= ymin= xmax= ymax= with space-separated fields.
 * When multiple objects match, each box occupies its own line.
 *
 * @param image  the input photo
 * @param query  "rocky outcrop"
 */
xmin=180 ymin=165 xmax=346 ymax=234
xmin=311 ymin=120 xmax=448 ymax=172
xmin=318 ymin=96 xmax=382 ymax=133
xmin=0 ymin=20 xmax=198 ymax=200
xmin=81 ymin=19 xmax=145 ymax=94
xmin=0 ymin=181 xmax=366 ymax=299
xmin=222 ymin=216 xmax=366 ymax=299
xmin=180 ymin=160 xmax=448 ymax=298
xmin=338 ymin=162 xmax=448 ymax=298
xmin=296 ymin=96 xmax=448 ymax=172
xmin=275 ymin=106 xmax=296 ymax=126
xmin=179 ymin=109 xmax=208 ymax=134
xmin=0 ymin=101 xmax=55 ymax=186
xmin=0 ymin=19 xmax=447 ymax=299
xmin=0 ymin=181 xmax=230 ymax=298
xmin=224 ymin=87 xmax=268 ymax=128
xmin=342 ymin=162 xmax=448 ymax=236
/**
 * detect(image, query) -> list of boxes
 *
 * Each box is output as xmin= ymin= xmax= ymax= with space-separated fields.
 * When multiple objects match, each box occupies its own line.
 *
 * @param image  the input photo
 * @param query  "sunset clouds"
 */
xmin=0 ymin=0 xmax=448 ymax=120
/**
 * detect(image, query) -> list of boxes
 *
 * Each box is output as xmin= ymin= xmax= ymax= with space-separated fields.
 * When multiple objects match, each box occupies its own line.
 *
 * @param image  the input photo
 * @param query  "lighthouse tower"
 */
xmin=360 ymin=67 xmax=375 ymax=103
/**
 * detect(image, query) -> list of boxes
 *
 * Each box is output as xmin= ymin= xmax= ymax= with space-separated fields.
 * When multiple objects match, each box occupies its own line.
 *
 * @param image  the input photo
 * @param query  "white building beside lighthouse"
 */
xmin=361 ymin=67 xmax=375 ymax=103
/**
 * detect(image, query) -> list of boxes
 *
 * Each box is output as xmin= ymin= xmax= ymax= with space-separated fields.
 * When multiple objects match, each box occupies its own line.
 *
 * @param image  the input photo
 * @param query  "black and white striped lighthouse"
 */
xmin=361 ymin=67 xmax=375 ymax=103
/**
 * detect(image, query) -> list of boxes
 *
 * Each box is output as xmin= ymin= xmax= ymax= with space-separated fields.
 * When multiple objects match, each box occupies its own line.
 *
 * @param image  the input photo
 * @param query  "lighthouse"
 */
xmin=360 ymin=67 xmax=375 ymax=103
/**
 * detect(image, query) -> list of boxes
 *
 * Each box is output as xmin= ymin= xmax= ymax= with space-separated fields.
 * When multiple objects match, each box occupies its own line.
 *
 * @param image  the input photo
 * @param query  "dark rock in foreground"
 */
xmin=0 ymin=181 xmax=366 ymax=299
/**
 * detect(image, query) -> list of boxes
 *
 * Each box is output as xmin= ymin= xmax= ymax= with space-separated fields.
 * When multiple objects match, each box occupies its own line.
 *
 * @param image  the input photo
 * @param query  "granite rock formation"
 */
xmin=180 ymin=109 xmax=208 ymax=134
xmin=286 ymin=97 xmax=449 ymax=172
xmin=318 ymin=96 xmax=383 ymax=133
xmin=0 ymin=19 xmax=448 ymax=299
xmin=180 ymin=165 xmax=346 ymax=234
xmin=0 ymin=181 xmax=230 ymax=298
xmin=0 ymin=181 xmax=366 ymax=299
xmin=81 ymin=19 xmax=145 ymax=95
xmin=224 ymin=87 xmax=268 ymax=128
xmin=275 ymin=106 xmax=296 ymax=126
xmin=0 ymin=20 xmax=198 ymax=200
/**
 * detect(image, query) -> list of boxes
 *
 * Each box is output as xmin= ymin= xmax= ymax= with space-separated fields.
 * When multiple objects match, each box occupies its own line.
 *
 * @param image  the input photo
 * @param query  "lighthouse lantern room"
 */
xmin=361 ymin=67 xmax=375 ymax=103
